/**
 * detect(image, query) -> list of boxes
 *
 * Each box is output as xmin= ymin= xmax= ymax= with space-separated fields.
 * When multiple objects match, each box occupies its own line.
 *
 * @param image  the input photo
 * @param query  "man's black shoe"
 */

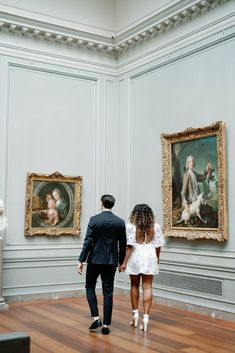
xmin=101 ymin=326 xmax=110 ymax=335
xmin=89 ymin=319 xmax=102 ymax=331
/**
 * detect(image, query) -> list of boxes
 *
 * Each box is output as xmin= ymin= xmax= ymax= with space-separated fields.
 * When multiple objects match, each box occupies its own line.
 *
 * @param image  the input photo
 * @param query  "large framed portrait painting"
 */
xmin=25 ymin=171 xmax=82 ymax=236
xmin=161 ymin=121 xmax=227 ymax=241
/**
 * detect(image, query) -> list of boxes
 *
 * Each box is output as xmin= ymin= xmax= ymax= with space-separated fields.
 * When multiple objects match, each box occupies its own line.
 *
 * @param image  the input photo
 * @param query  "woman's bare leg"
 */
xmin=130 ymin=274 xmax=141 ymax=310
xmin=142 ymin=274 xmax=153 ymax=314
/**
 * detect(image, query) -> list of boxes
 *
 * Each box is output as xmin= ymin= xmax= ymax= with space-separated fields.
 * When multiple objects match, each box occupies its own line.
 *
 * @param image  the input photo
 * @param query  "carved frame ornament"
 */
xmin=161 ymin=121 xmax=227 ymax=241
xmin=25 ymin=171 xmax=82 ymax=236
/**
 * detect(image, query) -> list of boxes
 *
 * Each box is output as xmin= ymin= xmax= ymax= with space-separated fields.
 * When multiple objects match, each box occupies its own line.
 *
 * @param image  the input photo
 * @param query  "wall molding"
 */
xmin=0 ymin=0 xmax=231 ymax=57
xmin=3 ymin=255 xmax=80 ymax=263
xmin=117 ymin=11 xmax=235 ymax=76
xmin=8 ymin=62 xmax=99 ymax=82
xmin=163 ymin=248 xmax=235 ymax=258
xmin=154 ymin=286 xmax=235 ymax=306
xmin=4 ymin=244 xmax=83 ymax=251
xmin=0 ymin=42 xmax=117 ymax=76
xmin=3 ymin=259 xmax=77 ymax=270
xmin=3 ymin=256 xmax=234 ymax=276
xmin=4 ymin=263 xmax=78 ymax=269
xmin=3 ymin=255 xmax=234 ymax=275
xmin=162 ymin=261 xmax=235 ymax=275
xmin=4 ymin=281 xmax=85 ymax=290
xmin=0 ymin=7 xmax=233 ymax=78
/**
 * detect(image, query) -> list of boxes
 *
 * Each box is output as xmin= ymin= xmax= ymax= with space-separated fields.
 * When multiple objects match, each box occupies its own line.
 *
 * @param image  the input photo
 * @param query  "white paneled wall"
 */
xmin=115 ymin=24 xmax=235 ymax=314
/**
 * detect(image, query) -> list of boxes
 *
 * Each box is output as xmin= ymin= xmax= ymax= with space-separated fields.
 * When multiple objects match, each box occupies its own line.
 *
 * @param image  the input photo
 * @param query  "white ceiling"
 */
xmin=0 ymin=0 xmax=181 ymax=34
xmin=114 ymin=0 xmax=180 ymax=32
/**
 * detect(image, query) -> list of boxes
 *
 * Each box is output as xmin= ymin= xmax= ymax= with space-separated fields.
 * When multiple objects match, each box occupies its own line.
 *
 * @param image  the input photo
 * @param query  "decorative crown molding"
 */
xmin=0 ymin=0 xmax=231 ymax=57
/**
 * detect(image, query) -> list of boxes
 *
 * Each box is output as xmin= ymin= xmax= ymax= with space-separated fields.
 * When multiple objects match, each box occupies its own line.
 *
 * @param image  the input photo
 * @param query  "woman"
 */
xmin=120 ymin=204 xmax=165 ymax=332
xmin=52 ymin=188 xmax=68 ymax=221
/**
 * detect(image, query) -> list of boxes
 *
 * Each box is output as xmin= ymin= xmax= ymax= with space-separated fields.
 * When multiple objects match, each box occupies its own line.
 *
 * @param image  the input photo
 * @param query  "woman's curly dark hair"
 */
xmin=129 ymin=204 xmax=155 ymax=233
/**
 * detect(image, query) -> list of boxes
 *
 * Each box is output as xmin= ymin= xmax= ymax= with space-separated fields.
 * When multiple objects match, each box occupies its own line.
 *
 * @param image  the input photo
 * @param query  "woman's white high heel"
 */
xmin=129 ymin=309 xmax=139 ymax=327
xmin=140 ymin=314 xmax=149 ymax=332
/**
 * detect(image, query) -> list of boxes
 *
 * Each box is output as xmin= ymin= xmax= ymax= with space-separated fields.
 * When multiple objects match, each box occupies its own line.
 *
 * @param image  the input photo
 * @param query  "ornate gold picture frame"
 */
xmin=25 ymin=171 xmax=82 ymax=236
xmin=161 ymin=121 xmax=227 ymax=241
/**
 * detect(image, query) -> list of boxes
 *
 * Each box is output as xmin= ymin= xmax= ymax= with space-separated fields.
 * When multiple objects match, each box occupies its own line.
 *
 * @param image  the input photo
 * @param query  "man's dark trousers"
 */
xmin=86 ymin=264 xmax=116 ymax=326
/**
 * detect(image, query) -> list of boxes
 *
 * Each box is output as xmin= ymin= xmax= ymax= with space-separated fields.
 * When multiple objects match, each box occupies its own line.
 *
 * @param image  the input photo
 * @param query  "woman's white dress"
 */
xmin=125 ymin=222 xmax=165 ymax=275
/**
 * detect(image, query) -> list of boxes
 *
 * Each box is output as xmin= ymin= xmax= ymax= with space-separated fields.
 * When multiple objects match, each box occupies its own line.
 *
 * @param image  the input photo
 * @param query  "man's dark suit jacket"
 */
xmin=79 ymin=211 xmax=127 ymax=266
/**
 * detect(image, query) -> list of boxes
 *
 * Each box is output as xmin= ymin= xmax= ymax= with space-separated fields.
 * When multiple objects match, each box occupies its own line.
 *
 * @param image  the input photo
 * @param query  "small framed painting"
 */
xmin=25 ymin=171 xmax=82 ymax=236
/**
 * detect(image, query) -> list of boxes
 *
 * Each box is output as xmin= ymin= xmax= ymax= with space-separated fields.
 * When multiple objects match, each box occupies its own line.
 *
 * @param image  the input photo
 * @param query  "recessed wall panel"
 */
xmin=6 ymin=66 xmax=97 ymax=245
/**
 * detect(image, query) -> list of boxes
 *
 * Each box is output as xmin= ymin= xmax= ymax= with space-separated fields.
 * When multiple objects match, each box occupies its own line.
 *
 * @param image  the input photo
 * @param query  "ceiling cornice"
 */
xmin=0 ymin=0 xmax=231 ymax=57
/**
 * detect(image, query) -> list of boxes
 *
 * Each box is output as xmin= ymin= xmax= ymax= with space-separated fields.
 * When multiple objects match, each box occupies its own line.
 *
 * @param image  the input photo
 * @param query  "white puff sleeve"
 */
xmin=126 ymin=222 xmax=136 ymax=246
xmin=152 ymin=223 xmax=165 ymax=248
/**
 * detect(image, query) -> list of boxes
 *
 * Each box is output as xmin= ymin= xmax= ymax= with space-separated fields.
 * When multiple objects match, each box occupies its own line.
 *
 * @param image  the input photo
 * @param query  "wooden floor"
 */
xmin=0 ymin=295 xmax=235 ymax=353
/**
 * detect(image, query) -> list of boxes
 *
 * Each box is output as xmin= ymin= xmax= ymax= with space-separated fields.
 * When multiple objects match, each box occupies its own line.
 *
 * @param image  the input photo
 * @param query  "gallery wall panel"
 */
xmin=5 ymin=63 xmax=97 ymax=246
xmin=124 ymin=34 xmax=235 ymax=313
xmin=129 ymin=38 xmax=235 ymax=250
xmin=3 ymin=256 xmax=85 ymax=297
xmin=0 ymin=54 xmax=111 ymax=298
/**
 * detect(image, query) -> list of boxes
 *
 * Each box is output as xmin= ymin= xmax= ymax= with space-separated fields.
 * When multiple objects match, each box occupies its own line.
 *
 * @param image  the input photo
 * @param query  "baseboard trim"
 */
xmin=4 ymin=289 xmax=87 ymax=304
xmin=4 ymin=287 xmax=235 ymax=322
xmin=117 ymin=288 xmax=235 ymax=322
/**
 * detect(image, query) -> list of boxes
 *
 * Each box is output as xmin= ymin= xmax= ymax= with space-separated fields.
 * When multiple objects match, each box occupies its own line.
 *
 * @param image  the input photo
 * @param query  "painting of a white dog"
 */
xmin=176 ymin=193 xmax=206 ymax=225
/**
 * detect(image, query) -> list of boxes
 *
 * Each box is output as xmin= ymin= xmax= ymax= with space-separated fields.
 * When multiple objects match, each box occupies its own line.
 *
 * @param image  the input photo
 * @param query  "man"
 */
xmin=181 ymin=155 xmax=201 ymax=213
xmin=77 ymin=195 xmax=127 ymax=335
xmin=181 ymin=155 xmax=212 ymax=213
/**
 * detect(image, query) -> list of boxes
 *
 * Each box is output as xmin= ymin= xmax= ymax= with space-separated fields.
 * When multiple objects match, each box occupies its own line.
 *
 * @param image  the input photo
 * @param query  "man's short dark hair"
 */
xmin=101 ymin=194 xmax=115 ymax=209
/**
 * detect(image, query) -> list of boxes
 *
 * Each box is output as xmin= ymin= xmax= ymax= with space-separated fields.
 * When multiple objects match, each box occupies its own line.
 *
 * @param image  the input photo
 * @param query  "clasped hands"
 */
xmin=77 ymin=261 xmax=126 ymax=274
xmin=118 ymin=263 xmax=126 ymax=272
